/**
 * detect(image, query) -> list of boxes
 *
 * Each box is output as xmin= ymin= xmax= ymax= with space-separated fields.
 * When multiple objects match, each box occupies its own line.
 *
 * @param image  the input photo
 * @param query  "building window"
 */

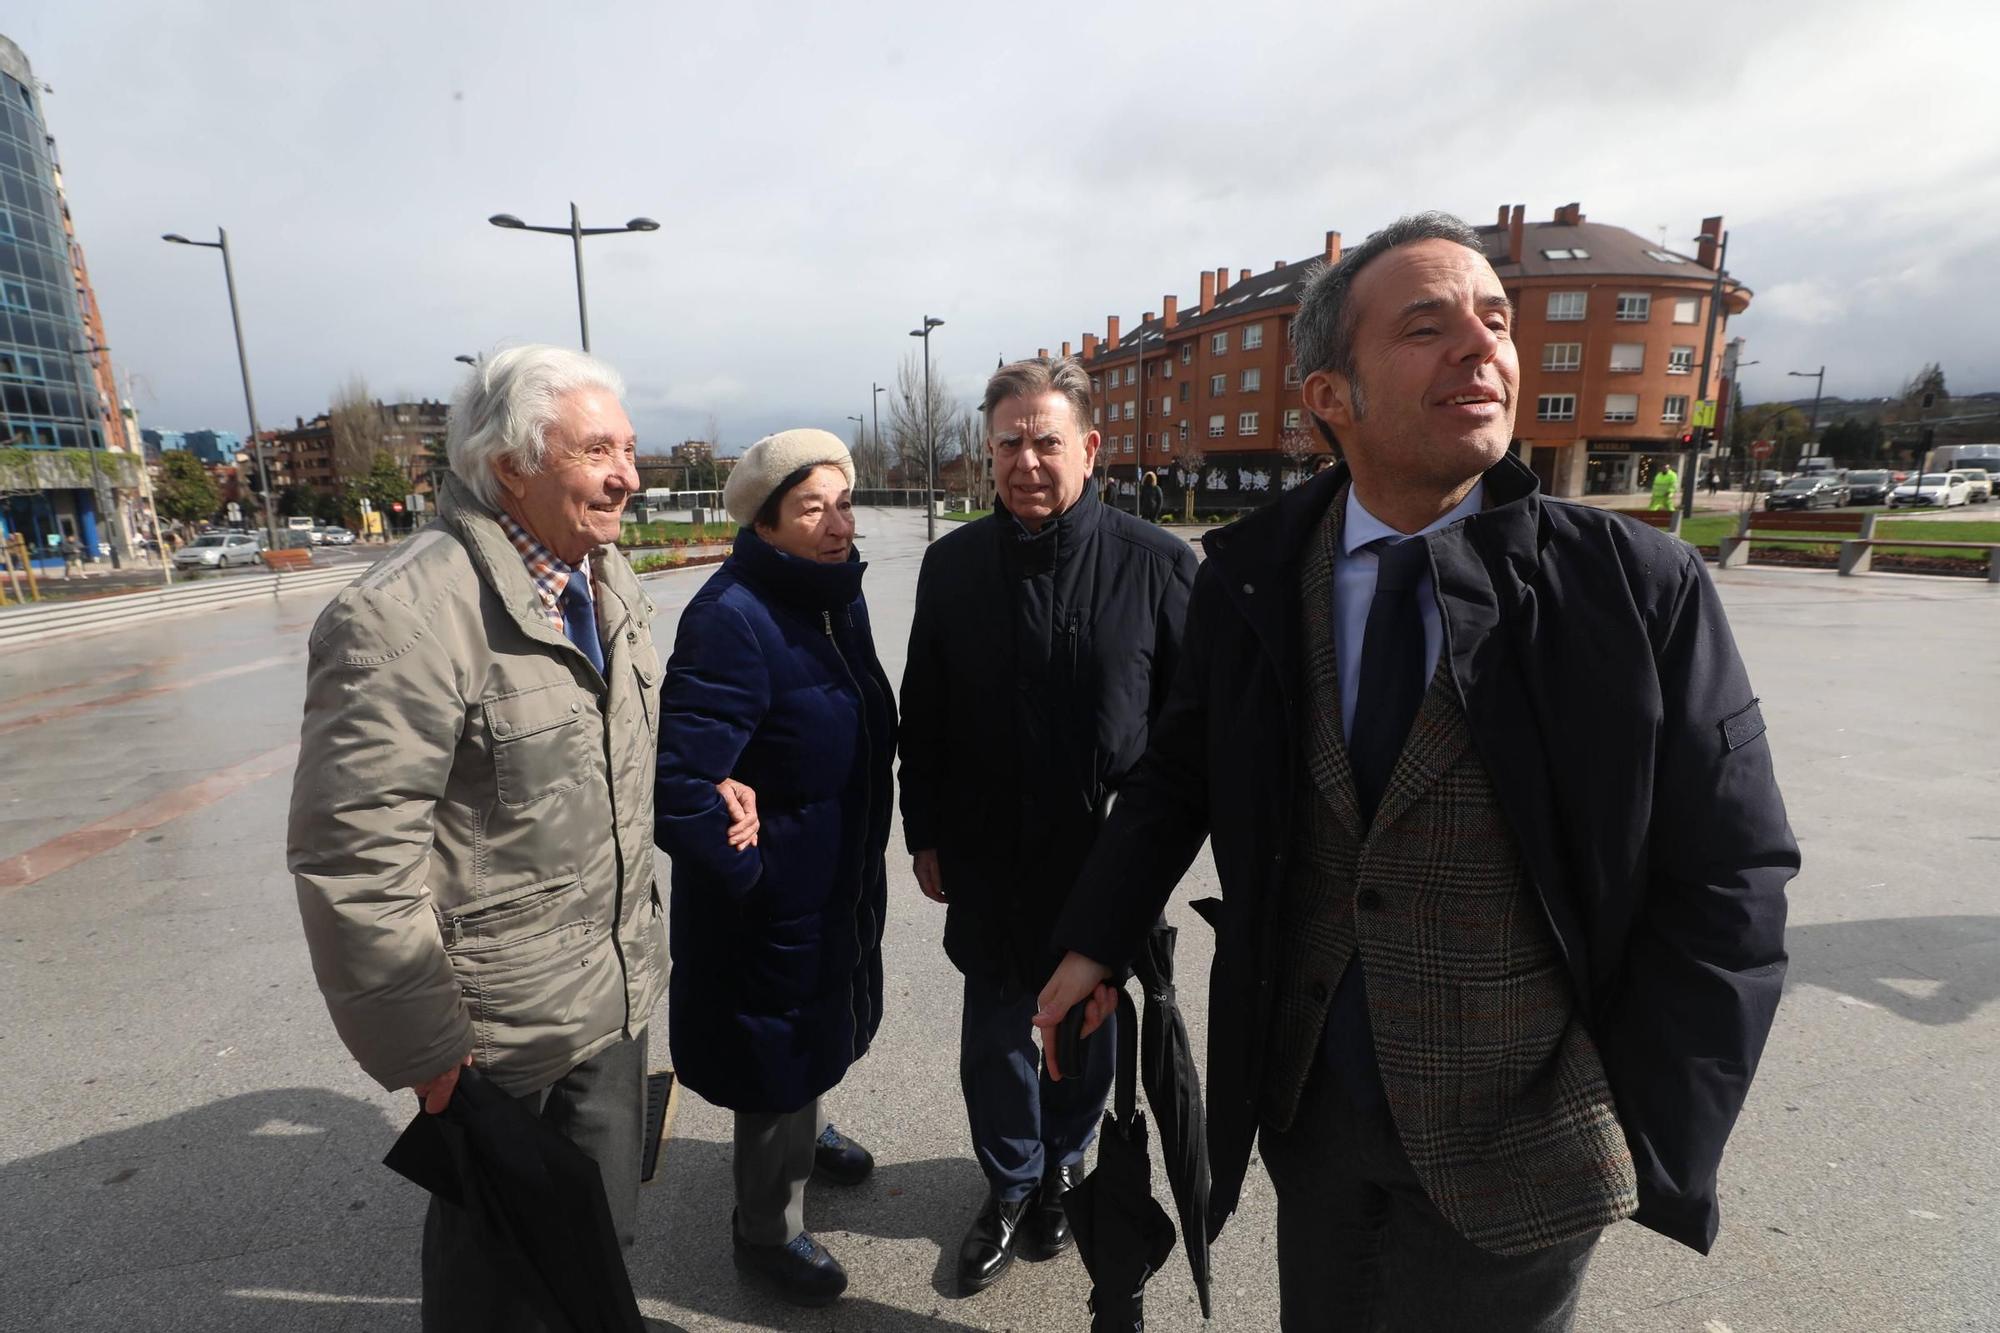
xmin=1092 ymin=407 xmax=1101 ymax=425
xmin=1283 ymin=408 xmax=1302 ymax=428
xmin=1542 ymin=342 xmax=1582 ymax=372
xmin=1541 ymin=248 xmax=1590 ymax=261
xmin=1163 ymin=359 xmax=1174 ymax=378
xmin=1243 ymin=323 xmax=1264 ymax=350
xmin=1603 ymin=394 xmax=1639 ymax=424
xmin=1126 ymin=367 xmax=1137 ymax=385
xmin=1179 ymin=420 xmax=1189 ymax=441
xmin=0 ymin=281 xmax=25 ymax=311
xmin=1284 ymin=365 xmax=1301 ymax=386
xmin=1126 ymin=400 xmax=1137 ymax=420
xmin=1673 ymin=297 xmax=1700 ymax=324
xmin=1615 ymin=293 xmax=1652 ymax=321
xmin=1667 ymin=346 xmax=1695 ymax=375
xmin=1547 ymin=291 xmax=1586 ymax=321
xmin=1645 ymin=249 xmax=1689 ymax=265
xmin=1536 ymin=394 xmax=1577 ymax=422
xmin=1609 ymin=343 xmax=1645 ymax=373
xmin=1161 ymin=396 xmax=1173 ymax=415
xmin=1210 ymin=374 xmax=1226 ymax=396
xmin=1091 ymin=377 xmax=1101 ymax=394
xmin=1661 ymin=395 xmax=1689 ymax=424
xmin=1239 ymin=412 xmax=1259 ymax=436
xmin=1241 ymin=368 xmax=1261 ymax=392
xmin=1181 ymin=344 xmax=1193 ymax=365
xmin=1211 ymin=331 xmax=1229 ymax=355
xmin=1125 ymin=435 xmax=1135 ymax=454
xmin=1208 ymin=414 xmax=1225 ymax=438
xmin=1179 ymin=382 xmax=1191 ymax=403
xmin=1107 ymin=403 xmax=1120 ymax=422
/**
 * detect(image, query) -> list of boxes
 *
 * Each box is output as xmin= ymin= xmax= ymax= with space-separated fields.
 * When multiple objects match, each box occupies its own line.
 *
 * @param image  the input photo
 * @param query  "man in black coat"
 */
xmin=900 ymin=355 xmax=1197 ymax=1296
xmin=1036 ymin=214 xmax=1796 ymax=1330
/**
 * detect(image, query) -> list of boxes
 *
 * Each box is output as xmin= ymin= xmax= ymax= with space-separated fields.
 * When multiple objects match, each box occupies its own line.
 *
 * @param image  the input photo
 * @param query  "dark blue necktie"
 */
xmin=1347 ymin=536 xmax=1430 ymax=824
xmin=1323 ymin=534 xmax=1430 ymax=1111
xmin=559 ymin=575 xmax=604 ymax=673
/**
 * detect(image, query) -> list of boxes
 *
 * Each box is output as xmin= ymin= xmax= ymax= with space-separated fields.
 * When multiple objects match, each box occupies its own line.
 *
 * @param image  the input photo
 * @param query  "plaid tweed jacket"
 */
xmin=1263 ymin=494 xmax=1638 ymax=1256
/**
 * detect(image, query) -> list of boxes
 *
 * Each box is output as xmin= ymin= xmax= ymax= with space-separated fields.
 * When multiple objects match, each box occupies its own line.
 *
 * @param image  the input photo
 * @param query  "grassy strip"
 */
xmin=1674 ymin=512 xmax=2000 ymax=560
xmin=623 ymin=521 xmax=714 ymax=544
xmin=942 ymin=509 xmax=992 ymax=523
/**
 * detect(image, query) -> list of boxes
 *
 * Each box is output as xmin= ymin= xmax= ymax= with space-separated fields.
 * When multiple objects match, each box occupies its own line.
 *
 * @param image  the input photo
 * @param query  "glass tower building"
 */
xmin=0 ymin=32 xmax=127 ymax=564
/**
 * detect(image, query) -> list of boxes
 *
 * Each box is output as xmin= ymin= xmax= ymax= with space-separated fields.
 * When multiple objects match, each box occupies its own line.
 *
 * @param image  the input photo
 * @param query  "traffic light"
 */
xmin=1680 ymin=431 xmax=1694 ymax=446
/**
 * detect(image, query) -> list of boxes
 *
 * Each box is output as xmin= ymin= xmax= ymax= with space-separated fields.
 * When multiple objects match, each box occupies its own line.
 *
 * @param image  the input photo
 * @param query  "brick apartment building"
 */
xmin=1056 ymin=203 xmax=1749 ymax=506
xmin=268 ymin=399 xmax=450 ymax=500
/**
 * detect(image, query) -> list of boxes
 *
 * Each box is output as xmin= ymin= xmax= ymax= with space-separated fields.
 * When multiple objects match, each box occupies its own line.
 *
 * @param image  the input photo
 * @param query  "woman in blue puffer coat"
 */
xmin=654 ymin=429 xmax=896 ymax=1310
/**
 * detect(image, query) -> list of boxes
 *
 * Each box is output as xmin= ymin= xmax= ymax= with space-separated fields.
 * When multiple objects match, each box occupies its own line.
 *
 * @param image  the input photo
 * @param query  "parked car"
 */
xmin=1845 ymin=470 xmax=1895 ymax=505
xmin=172 ymin=532 xmax=263 ymax=569
xmin=1764 ymin=477 xmax=1843 ymax=511
xmin=1952 ymin=468 xmax=1993 ymax=503
xmin=314 ymin=525 xmax=356 ymax=546
xmin=1890 ymin=473 xmax=1971 ymax=508
xmin=1754 ymin=470 xmax=1790 ymax=492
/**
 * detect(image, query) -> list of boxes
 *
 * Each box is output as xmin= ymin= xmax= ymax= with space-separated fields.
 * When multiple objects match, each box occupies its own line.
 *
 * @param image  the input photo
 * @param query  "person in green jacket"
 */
xmin=1649 ymin=463 xmax=1680 ymax=511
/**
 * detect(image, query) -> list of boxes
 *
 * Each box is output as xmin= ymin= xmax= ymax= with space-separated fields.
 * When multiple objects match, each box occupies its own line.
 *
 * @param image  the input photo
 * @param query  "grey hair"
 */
xmin=982 ymin=355 xmax=1095 ymax=438
xmin=447 ymin=345 xmax=628 ymax=508
xmin=1290 ymin=211 xmax=1486 ymax=390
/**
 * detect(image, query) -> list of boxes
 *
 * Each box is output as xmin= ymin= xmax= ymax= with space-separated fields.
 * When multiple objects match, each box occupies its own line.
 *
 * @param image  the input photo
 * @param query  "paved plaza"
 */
xmin=1 ymin=506 xmax=1995 ymax=1332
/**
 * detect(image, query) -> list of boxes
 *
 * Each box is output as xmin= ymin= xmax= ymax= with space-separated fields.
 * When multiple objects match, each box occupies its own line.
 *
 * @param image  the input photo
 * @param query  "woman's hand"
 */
xmin=718 ymin=779 xmax=760 ymax=850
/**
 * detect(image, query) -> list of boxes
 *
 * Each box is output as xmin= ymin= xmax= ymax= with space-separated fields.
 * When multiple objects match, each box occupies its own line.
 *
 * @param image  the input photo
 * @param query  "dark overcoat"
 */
xmin=655 ymin=530 xmax=896 ymax=1114
xmin=1055 ymin=453 xmax=1797 ymax=1255
xmin=899 ymin=482 xmax=1197 ymax=989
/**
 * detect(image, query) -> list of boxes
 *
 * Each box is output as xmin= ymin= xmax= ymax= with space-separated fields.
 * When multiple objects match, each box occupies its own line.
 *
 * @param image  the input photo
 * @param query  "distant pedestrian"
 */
xmin=1139 ymin=470 xmax=1165 ymax=522
xmin=288 ymin=344 xmax=752 ymax=1331
xmin=655 ymin=429 xmax=896 ymax=1309
xmin=1707 ymin=468 xmax=1722 ymax=496
xmin=1649 ymin=462 xmax=1680 ymax=511
xmin=59 ymin=534 xmax=80 ymax=578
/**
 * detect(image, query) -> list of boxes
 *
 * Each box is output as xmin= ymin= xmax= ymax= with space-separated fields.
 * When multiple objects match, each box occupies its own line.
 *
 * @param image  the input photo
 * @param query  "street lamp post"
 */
xmin=59 ymin=342 xmax=123 ymax=568
xmin=1684 ymin=228 xmax=1729 ymax=520
xmin=845 ymin=413 xmax=865 ymax=472
xmin=871 ymin=382 xmax=887 ymax=492
xmin=163 ymin=228 xmax=279 ymax=554
xmin=909 ymin=317 xmax=944 ymax=541
xmin=488 ymin=205 xmax=658 ymax=353
xmin=1788 ymin=367 xmax=1826 ymax=472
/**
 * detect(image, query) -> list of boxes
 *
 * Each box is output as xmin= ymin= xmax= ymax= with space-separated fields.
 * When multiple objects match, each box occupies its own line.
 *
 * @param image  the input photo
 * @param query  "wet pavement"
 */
xmin=1 ymin=506 xmax=1996 ymax=1331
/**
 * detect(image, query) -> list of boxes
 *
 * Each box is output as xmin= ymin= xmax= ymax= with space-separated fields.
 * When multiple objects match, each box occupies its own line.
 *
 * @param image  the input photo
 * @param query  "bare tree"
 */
xmin=1277 ymin=425 xmax=1319 ymax=489
xmin=886 ymin=351 xmax=955 ymax=493
xmin=953 ymin=405 xmax=989 ymax=510
xmin=1170 ymin=429 xmax=1208 ymax=524
xmin=329 ymin=376 xmax=386 ymax=482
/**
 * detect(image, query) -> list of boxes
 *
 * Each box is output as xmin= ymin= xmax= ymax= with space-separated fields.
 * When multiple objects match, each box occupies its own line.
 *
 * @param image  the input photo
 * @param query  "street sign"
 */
xmin=390 ymin=502 xmax=404 ymax=514
xmin=226 ymin=502 xmax=242 ymax=521
xmin=1693 ymin=400 xmax=1718 ymax=428
xmin=1750 ymin=440 xmax=1773 ymax=460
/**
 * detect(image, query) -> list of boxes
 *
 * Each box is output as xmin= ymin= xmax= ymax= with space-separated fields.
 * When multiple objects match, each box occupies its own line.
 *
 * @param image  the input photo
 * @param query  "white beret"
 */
xmin=723 ymin=429 xmax=857 ymax=528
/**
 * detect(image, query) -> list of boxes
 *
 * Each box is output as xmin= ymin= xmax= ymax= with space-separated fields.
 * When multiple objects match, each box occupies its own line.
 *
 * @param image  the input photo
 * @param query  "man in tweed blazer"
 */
xmin=1035 ymin=213 xmax=1796 ymax=1330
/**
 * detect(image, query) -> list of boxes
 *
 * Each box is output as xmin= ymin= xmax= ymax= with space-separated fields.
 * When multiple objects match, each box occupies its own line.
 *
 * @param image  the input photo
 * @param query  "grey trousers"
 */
xmin=732 ymin=1097 xmax=825 ymax=1246
xmin=420 ymin=1031 xmax=648 ymax=1333
xmin=1259 ymin=1060 xmax=1601 ymax=1332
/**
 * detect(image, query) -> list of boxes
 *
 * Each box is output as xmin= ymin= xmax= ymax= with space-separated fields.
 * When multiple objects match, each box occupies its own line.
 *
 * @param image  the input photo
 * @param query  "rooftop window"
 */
xmin=1541 ymin=248 xmax=1590 ymax=261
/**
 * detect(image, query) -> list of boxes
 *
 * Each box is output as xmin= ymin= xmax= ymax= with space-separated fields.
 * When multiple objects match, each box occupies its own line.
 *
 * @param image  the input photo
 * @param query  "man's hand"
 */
xmin=913 ymin=849 xmax=946 ymax=904
xmin=413 ymin=1053 xmax=473 ymax=1115
xmin=718 ymin=779 xmax=759 ymax=851
xmin=1033 ymin=951 xmax=1116 ymax=1081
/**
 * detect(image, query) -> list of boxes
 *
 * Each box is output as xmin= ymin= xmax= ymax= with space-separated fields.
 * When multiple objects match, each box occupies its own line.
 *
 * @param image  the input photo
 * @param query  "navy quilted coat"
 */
xmin=655 ymin=530 xmax=896 ymax=1114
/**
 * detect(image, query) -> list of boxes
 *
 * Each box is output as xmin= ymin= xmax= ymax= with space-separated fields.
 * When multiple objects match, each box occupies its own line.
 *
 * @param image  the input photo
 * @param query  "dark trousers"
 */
xmin=421 ymin=1031 xmax=647 ymax=1333
xmin=959 ymin=970 xmax=1115 ymax=1203
xmin=732 ymin=1096 xmax=825 ymax=1246
xmin=1259 ymin=1058 xmax=1600 ymax=1333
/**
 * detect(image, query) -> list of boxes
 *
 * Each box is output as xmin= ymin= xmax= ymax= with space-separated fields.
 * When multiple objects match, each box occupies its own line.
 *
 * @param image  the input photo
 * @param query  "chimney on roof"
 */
xmin=1163 ymin=295 xmax=1178 ymax=329
xmin=1554 ymin=201 xmax=1582 ymax=225
xmin=1325 ymin=230 xmax=1341 ymax=264
xmin=1497 ymin=204 xmax=1510 ymax=226
xmin=1106 ymin=315 xmax=1120 ymax=351
xmin=1083 ymin=332 xmax=1099 ymax=358
xmin=1200 ymin=270 xmax=1216 ymax=313
xmin=1215 ymin=266 xmax=1231 ymax=295
xmin=1061 ymin=340 xmax=1071 ymax=358
xmin=1508 ymin=204 xmax=1525 ymax=263
xmin=1697 ymin=217 xmax=1722 ymax=270
xmin=1037 ymin=347 xmax=1048 ymax=359
xmin=1144 ymin=311 xmax=1155 ymax=326
xmin=1240 ymin=268 xmax=1252 ymax=285
xmin=1275 ymin=259 xmax=1285 ymax=270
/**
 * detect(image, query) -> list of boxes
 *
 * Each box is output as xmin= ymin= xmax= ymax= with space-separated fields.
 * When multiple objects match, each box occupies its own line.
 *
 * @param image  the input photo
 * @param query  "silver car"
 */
xmin=172 ymin=533 xmax=262 ymax=569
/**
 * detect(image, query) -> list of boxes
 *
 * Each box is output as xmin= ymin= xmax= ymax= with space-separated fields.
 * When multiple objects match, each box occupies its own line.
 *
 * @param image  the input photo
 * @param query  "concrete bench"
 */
xmin=1718 ymin=511 xmax=1872 ymax=569
xmin=1839 ymin=536 xmax=2000 ymax=582
xmin=1611 ymin=508 xmax=1684 ymax=537
xmin=260 ymin=547 xmax=315 ymax=572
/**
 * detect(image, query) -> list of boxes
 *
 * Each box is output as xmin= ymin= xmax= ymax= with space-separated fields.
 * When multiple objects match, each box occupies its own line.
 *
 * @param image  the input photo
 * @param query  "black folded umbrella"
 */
xmin=385 ymin=1066 xmax=646 ymax=1333
xmin=1134 ymin=923 xmax=1213 ymax=1319
xmin=1064 ymin=985 xmax=1178 ymax=1333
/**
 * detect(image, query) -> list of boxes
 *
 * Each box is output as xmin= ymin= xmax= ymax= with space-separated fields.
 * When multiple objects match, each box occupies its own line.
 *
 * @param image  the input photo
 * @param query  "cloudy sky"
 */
xmin=9 ymin=0 xmax=1997 ymax=450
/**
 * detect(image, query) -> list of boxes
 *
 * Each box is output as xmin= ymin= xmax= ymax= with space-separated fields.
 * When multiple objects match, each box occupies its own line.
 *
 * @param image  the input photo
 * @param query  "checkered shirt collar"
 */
xmin=495 ymin=509 xmax=589 ymax=633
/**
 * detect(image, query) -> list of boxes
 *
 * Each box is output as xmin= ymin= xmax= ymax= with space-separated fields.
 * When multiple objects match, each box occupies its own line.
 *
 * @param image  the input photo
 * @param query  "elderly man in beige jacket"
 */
xmin=287 ymin=344 xmax=751 ymax=1331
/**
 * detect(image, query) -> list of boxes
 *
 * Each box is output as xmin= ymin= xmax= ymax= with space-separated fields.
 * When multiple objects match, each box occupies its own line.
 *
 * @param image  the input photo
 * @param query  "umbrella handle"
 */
xmin=1112 ymin=985 xmax=1140 ymax=1124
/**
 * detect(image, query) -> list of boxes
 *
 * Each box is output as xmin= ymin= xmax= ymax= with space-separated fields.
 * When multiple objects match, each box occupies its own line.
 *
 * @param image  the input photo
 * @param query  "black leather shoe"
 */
xmin=732 ymin=1213 xmax=848 ymax=1308
xmin=1022 ymin=1162 xmax=1080 ymax=1260
xmin=957 ymin=1192 xmax=1031 ymax=1294
xmin=812 ymin=1122 xmax=875 ymax=1186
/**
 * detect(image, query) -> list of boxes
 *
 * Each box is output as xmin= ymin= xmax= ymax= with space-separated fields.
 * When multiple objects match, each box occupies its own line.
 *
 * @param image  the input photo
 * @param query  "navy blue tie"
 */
xmin=559 ymin=576 xmax=604 ymax=673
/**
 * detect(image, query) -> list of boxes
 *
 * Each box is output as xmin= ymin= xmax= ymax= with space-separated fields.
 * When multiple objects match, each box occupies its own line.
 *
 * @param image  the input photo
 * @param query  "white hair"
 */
xmin=447 ymin=345 xmax=628 ymax=509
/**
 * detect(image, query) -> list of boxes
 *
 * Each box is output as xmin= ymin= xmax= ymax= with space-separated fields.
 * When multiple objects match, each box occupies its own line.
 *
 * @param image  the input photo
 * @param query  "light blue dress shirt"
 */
xmin=1333 ymin=479 xmax=1486 ymax=741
